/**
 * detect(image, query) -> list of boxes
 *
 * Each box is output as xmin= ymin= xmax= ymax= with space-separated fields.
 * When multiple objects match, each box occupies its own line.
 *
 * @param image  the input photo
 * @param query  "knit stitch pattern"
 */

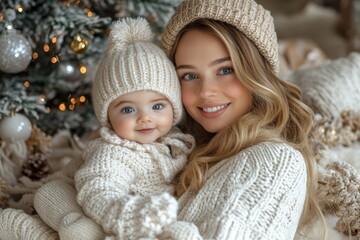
xmin=289 ymin=52 xmax=360 ymax=121
xmin=160 ymin=0 xmax=279 ymax=73
xmin=158 ymin=142 xmax=307 ymax=239
xmin=0 ymin=208 xmax=58 ymax=240
xmin=75 ymin=127 xmax=195 ymax=239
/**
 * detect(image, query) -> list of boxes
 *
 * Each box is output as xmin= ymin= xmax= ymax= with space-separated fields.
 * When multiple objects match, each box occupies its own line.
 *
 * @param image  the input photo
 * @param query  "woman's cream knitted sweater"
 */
xmin=75 ymin=127 xmax=195 ymax=239
xmin=159 ymin=142 xmax=307 ymax=240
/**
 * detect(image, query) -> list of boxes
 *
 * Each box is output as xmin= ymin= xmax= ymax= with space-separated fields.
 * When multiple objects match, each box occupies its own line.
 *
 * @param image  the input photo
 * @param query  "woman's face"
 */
xmin=174 ymin=29 xmax=253 ymax=133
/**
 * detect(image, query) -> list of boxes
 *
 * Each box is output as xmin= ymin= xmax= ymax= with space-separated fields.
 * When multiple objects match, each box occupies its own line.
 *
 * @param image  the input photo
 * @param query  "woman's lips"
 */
xmin=198 ymin=103 xmax=229 ymax=118
xmin=201 ymin=104 xmax=228 ymax=113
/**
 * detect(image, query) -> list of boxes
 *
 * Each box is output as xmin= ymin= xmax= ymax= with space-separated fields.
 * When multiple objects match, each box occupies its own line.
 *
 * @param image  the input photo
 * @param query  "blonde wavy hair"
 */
xmin=169 ymin=19 xmax=324 ymax=229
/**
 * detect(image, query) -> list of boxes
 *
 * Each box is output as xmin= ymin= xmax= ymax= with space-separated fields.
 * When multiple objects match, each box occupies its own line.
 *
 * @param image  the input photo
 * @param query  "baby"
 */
xmin=34 ymin=17 xmax=195 ymax=240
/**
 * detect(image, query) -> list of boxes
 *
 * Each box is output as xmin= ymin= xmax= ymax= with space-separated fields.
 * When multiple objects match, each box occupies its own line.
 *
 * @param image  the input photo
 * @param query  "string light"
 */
xmin=38 ymin=95 xmax=46 ymax=103
xmin=51 ymin=56 xmax=59 ymax=63
xmin=32 ymin=52 xmax=39 ymax=59
xmin=51 ymin=37 xmax=57 ymax=43
xmin=23 ymin=81 xmax=30 ymax=88
xmin=80 ymin=65 xmax=87 ymax=74
xmin=43 ymin=44 xmax=50 ymax=52
xmin=51 ymin=94 xmax=89 ymax=113
xmin=59 ymin=103 xmax=66 ymax=111
xmin=16 ymin=4 xmax=23 ymax=13
xmin=87 ymin=10 xmax=93 ymax=17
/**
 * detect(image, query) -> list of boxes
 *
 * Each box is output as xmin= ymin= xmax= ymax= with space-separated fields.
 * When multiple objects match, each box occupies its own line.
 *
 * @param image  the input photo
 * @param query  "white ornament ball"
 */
xmin=0 ymin=31 xmax=32 ymax=73
xmin=0 ymin=113 xmax=32 ymax=142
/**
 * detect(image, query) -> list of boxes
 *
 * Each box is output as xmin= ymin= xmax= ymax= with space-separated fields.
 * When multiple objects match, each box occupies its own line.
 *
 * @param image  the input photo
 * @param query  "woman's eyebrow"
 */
xmin=176 ymin=56 xmax=231 ymax=70
xmin=210 ymin=57 xmax=231 ymax=66
xmin=176 ymin=64 xmax=193 ymax=70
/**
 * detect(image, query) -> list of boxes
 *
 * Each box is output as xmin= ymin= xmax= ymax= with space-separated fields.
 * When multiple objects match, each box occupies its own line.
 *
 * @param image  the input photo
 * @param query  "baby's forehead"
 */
xmin=111 ymin=90 xmax=171 ymax=106
xmin=122 ymin=90 xmax=167 ymax=99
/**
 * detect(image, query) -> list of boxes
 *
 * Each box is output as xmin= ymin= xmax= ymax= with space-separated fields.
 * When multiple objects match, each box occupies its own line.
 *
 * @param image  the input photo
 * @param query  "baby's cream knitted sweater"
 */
xmin=75 ymin=127 xmax=195 ymax=239
xmin=159 ymin=142 xmax=307 ymax=240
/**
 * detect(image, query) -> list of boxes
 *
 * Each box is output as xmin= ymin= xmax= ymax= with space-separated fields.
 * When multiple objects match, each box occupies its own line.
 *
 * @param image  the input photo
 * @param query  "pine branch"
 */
xmin=0 ymin=78 xmax=47 ymax=120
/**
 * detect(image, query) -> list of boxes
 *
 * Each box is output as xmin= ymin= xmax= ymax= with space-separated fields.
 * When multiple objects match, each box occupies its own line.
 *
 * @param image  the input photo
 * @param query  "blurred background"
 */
xmin=260 ymin=0 xmax=359 ymax=57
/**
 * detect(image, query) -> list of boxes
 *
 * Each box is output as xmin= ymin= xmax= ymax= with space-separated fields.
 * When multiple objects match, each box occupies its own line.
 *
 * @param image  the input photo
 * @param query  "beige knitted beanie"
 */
xmin=161 ymin=0 xmax=279 ymax=73
xmin=92 ymin=17 xmax=182 ymax=127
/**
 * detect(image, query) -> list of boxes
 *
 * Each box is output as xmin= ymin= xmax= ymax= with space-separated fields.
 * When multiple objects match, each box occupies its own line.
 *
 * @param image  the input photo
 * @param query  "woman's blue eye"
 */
xmin=219 ymin=67 xmax=233 ymax=75
xmin=182 ymin=73 xmax=198 ymax=80
xmin=121 ymin=107 xmax=135 ymax=113
xmin=153 ymin=103 xmax=164 ymax=110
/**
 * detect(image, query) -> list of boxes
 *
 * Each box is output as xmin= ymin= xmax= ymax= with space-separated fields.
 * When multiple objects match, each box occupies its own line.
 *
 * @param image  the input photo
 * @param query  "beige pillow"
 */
xmin=289 ymin=52 xmax=360 ymax=149
xmin=289 ymin=52 xmax=360 ymax=119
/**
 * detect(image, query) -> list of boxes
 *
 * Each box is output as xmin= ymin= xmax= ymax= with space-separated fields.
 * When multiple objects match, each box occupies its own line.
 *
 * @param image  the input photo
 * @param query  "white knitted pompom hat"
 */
xmin=92 ymin=17 xmax=182 ymax=127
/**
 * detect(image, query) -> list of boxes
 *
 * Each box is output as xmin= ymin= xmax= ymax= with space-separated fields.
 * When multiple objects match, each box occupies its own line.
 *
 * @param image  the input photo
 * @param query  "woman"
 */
xmin=158 ymin=0 xmax=325 ymax=239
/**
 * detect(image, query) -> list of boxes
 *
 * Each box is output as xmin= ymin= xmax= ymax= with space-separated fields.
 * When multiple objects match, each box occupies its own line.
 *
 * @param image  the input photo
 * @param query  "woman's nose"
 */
xmin=198 ymin=78 xmax=217 ymax=99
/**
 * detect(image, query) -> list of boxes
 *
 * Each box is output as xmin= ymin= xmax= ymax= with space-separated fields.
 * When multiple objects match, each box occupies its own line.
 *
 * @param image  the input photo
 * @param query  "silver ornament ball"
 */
xmin=0 ymin=113 xmax=32 ymax=142
xmin=56 ymin=60 xmax=81 ymax=82
xmin=0 ymin=31 xmax=32 ymax=74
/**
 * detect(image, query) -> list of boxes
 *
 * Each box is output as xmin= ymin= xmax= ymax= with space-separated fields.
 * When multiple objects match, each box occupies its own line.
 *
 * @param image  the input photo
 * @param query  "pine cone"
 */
xmin=318 ymin=161 xmax=360 ymax=237
xmin=22 ymin=152 xmax=50 ymax=181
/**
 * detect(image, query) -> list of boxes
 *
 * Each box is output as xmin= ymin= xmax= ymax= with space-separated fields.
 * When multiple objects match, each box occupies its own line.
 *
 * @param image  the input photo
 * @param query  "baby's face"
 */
xmin=108 ymin=91 xmax=174 ymax=144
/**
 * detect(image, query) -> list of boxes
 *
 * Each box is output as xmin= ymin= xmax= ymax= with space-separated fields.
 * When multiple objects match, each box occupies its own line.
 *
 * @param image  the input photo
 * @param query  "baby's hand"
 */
xmin=139 ymin=192 xmax=178 ymax=237
xmin=115 ymin=192 xmax=178 ymax=239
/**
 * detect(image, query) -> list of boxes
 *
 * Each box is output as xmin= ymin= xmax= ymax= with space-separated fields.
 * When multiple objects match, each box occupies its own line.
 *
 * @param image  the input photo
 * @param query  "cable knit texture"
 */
xmin=58 ymin=212 xmax=105 ymax=240
xmin=33 ymin=180 xmax=105 ymax=240
xmin=34 ymin=180 xmax=84 ymax=231
xmin=289 ymin=52 xmax=360 ymax=121
xmin=160 ymin=0 xmax=279 ymax=73
xmin=158 ymin=142 xmax=307 ymax=240
xmin=75 ymin=126 xmax=195 ymax=239
xmin=0 ymin=208 xmax=58 ymax=240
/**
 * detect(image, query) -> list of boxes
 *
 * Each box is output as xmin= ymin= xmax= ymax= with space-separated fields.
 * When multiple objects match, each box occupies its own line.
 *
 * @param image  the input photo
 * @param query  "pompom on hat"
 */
xmin=92 ymin=17 xmax=182 ymax=127
xmin=161 ymin=0 xmax=280 ymax=73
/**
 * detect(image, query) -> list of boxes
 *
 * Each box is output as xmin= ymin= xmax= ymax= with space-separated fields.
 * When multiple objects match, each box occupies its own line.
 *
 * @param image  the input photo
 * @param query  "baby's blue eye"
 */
xmin=219 ymin=67 xmax=233 ymax=75
xmin=121 ymin=107 xmax=135 ymax=113
xmin=182 ymin=73 xmax=198 ymax=81
xmin=153 ymin=103 xmax=164 ymax=110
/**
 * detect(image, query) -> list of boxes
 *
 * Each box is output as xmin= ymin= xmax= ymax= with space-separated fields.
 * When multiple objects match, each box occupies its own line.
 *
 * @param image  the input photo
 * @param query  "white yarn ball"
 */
xmin=0 ymin=113 xmax=32 ymax=142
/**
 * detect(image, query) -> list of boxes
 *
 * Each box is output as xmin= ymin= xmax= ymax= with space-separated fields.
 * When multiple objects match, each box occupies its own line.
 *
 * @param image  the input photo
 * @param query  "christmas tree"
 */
xmin=0 ymin=0 xmax=179 ymax=135
xmin=0 ymin=0 xmax=179 ymax=185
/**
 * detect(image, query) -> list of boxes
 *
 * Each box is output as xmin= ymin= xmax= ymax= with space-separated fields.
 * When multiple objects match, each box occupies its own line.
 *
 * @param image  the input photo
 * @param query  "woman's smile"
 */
xmin=201 ymin=103 xmax=229 ymax=113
